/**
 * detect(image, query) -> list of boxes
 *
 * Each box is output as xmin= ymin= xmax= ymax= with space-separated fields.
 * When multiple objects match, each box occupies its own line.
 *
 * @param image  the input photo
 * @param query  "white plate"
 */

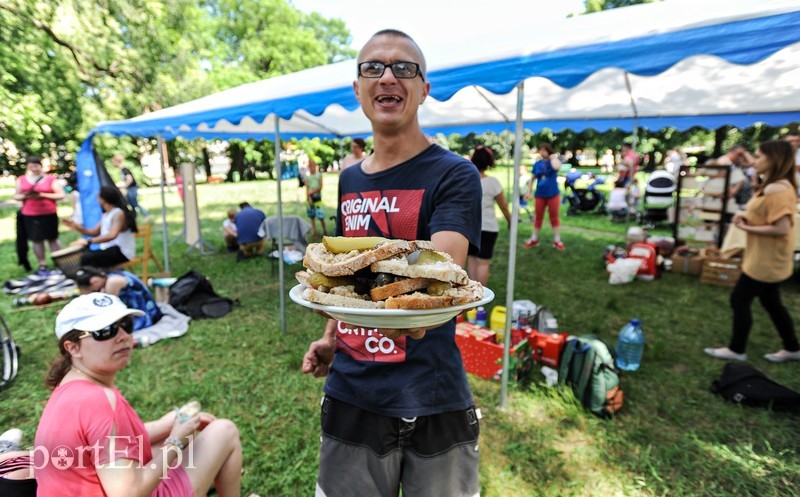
xmin=289 ymin=284 xmax=495 ymax=329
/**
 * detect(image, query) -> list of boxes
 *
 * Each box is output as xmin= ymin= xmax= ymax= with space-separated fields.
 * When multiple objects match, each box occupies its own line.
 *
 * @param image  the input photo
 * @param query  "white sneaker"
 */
xmin=704 ymin=347 xmax=747 ymax=361
xmin=0 ymin=428 xmax=22 ymax=445
xmin=763 ymin=350 xmax=800 ymax=363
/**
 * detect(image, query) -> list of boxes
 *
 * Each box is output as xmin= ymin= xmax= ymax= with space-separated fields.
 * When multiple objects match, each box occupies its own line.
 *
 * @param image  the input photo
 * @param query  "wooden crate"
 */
xmin=700 ymin=254 xmax=741 ymax=287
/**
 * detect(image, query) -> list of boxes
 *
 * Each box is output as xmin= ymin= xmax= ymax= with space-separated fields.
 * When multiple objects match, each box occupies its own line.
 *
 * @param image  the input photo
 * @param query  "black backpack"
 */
xmin=710 ymin=362 xmax=800 ymax=411
xmin=168 ymin=270 xmax=234 ymax=319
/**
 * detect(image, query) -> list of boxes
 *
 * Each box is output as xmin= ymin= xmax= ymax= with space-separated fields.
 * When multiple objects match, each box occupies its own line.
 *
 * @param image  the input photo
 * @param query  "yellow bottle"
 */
xmin=491 ymin=306 xmax=506 ymax=343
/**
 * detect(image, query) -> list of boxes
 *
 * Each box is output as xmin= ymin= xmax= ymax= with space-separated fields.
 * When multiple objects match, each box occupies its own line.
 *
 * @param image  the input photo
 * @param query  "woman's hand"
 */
xmin=62 ymin=218 xmax=76 ymax=229
xmin=169 ymin=413 xmax=201 ymax=447
xmin=197 ymin=412 xmax=217 ymax=431
xmin=733 ymin=214 xmax=749 ymax=230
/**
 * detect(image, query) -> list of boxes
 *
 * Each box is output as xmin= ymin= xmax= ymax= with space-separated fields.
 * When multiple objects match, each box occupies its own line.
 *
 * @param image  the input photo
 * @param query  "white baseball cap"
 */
xmin=55 ymin=292 xmax=144 ymax=340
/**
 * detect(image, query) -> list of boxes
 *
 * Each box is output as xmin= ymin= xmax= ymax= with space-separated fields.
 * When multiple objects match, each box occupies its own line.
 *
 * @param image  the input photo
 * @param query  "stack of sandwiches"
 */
xmin=296 ymin=237 xmax=484 ymax=309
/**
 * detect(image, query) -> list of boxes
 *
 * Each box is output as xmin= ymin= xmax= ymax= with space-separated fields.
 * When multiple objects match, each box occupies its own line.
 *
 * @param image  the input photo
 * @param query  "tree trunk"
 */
xmin=201 ymin=146 xmax=212 ymax=178
xmin=226 ymin=141 xmax=245 ymax=182
xmin=712 ymin=127 xmax=727 ymax=158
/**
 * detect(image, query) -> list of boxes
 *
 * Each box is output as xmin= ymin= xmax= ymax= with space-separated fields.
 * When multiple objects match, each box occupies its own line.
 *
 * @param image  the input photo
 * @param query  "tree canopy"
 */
xmin=0 ymin=0 xmax=355 ymax=174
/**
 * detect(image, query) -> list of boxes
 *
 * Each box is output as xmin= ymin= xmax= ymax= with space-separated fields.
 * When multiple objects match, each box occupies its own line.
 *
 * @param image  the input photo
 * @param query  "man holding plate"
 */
xmin=301 ymin=29 xmax=483 ymax=497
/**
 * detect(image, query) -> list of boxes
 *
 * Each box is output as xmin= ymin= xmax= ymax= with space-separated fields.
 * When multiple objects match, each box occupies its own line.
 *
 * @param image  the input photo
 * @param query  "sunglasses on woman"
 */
xmin=78 ymin=316 xmax=135 ymax=341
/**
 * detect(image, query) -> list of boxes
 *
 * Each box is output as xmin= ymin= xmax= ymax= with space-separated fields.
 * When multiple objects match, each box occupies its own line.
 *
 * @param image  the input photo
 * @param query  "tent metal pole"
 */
xmin=500 ymin=81 xmax=525 ymax=410
xmin=624 ymin=72 xmax=640 ymax=153
xmin=156 ymin=134 xmax=170 ymax=273
xmin=275 ymin=117 xmax=286 ymax=336
xmin=624 ymin=72 xmax=640 ymax=228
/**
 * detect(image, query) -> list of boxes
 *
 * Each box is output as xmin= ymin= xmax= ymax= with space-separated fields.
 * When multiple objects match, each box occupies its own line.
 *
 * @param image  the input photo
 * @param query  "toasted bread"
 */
xmin=369 ymin=277 xmax=433 ymax=301
xmin=384 ymin=293 xmax=454 ymax=309
xmin=303 ymin=240 xmax=415 ymax=276
xmin=440 ymin=280 xmax=484 ymax=305
xmin=302 ymin=287 xmax=385 ymax=309
xmin=370 ymin=256 xmax=470 ymax=286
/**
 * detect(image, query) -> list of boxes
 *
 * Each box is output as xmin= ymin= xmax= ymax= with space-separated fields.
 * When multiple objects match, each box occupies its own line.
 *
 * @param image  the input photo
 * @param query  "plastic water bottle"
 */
xmin=476 ymin=307 xmax=487 ymax=327
xmin=616 ymin=319 xmax=645 ymax=371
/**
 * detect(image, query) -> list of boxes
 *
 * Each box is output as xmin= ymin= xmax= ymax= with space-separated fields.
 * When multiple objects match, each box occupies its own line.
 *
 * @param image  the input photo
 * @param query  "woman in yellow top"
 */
xmin=705 ymin=140 xmax=799 ymax=363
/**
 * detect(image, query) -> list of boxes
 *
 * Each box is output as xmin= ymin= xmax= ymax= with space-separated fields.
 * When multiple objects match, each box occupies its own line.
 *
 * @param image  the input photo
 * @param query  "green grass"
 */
xmin=1 ymin=172 xmax=799 ymax=496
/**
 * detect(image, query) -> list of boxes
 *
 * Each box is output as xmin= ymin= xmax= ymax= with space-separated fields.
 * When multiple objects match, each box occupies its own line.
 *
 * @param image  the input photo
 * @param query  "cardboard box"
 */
xmin=672 ymin=253 xmax=704 ymax=275
xmin=700 ymin=253 xmax=742 ymax=287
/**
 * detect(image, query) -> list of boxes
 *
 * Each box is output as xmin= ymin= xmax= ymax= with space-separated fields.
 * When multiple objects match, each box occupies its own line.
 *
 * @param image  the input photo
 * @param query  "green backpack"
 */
xmin=557 ymin=335 xmax=624 ymax=418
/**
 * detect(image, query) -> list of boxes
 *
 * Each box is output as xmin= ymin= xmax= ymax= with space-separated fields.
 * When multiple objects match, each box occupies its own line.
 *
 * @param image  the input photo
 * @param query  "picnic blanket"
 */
xmin=132 ymin=303 xmax=191 ymax=347
xmin=3 ymin=271 xmax=76 ymax=296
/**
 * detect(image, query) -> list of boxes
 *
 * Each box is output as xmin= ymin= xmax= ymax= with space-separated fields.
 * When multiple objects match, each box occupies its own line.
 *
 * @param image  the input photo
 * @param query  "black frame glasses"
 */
xmin=357 ymin=61 xmax=424 ymax=81
xmin=78 ymin=316 xmax=135 ymax=341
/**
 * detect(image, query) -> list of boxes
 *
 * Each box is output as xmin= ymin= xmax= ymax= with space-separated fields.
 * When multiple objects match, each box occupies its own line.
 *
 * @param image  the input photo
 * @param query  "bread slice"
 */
xmin=409 ymin=240 xmax=436 ymax=251
xmin=370 ymin=277 xmax=433 ymax=301
xmin=440 ymin=280 xmax=485 ymax=305
xmin=302 ymin=287 xmax=385 ymax=309
xmin=370 ymin=256 xmax=470 ymax=286
xmin=303 ymin=240 xmax=414 ymax=276
xmin=384 ymin=293 xmax=454 ymax=309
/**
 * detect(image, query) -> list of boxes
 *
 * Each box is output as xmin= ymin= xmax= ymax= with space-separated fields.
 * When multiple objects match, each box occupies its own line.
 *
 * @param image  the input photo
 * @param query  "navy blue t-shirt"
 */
xmin=235 ymin=206 xmax=266 ymax=244
xmin=324 ymin=144 xmax=482 ymax=418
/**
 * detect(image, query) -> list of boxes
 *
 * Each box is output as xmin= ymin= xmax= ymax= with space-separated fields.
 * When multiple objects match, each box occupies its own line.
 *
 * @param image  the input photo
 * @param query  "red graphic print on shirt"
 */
xmin=335 ymin=189 xmax=423 ymax=362
xmin=340 ymin=189 xmax=423 ymax=239
xmin=336 ymin=322 xmax=407 ymax=363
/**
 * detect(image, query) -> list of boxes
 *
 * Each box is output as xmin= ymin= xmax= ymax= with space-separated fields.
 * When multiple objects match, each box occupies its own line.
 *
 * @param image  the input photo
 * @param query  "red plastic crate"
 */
xmin=455 ymin=323 xmax=528 ymax=380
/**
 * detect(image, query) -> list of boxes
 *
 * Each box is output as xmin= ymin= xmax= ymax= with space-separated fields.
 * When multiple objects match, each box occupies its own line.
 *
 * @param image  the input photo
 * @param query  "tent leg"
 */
xmin=275 ymin=117 xmax=286 ymax=336
xmin=500 ymin=82 xmax=525 ymax=410
xmin=157 ymin=134 xmax=171 ymax=273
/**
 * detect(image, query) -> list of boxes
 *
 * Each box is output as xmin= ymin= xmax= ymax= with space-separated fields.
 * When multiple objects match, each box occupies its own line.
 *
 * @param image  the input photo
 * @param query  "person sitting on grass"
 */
xmin=74 ymin=266 xmax=163 ymax=331
xmin=223 ymin=208 xmax=239 ymax=252
xmin=235 ymin=201 xmax=266 ymax=261
xmin=63 ymin=185 xmax=137 ymax=268
xmin=34 ymin=293 xmax=257 ymax=497
xmin=0 ymin=426 xmax=36 ymax=497
xmin=607 ymin=178 xmax=629 ymax=222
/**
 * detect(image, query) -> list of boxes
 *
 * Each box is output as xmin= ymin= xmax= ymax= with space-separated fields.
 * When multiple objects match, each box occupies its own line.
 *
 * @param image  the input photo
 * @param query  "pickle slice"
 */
xmin=322 ymin=236 xmax=388 ymax=253
xmin=426 ymin=280 xmax=451 ymax=296
xmin=412 ymin=250 xmax=449 ymax=265
xmin=307 ymin=272 xmax=354 ymax=288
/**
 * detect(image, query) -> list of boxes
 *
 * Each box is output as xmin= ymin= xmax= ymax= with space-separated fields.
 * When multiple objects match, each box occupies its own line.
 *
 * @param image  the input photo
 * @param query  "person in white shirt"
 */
xmin=222 ymin=208 xmax=238 ymax=252
xmin=467 ymin=146 xmax=511 ymax=285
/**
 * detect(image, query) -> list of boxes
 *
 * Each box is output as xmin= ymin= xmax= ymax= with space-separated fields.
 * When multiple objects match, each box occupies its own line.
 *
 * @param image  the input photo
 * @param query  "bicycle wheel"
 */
xmin=0 ymin=315 xmax=19 ymax=390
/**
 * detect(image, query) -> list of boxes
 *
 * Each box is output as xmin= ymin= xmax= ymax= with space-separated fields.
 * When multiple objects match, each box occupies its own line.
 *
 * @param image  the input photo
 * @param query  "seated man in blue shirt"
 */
xmin=234 ymin=202 xmax=266 ymax=261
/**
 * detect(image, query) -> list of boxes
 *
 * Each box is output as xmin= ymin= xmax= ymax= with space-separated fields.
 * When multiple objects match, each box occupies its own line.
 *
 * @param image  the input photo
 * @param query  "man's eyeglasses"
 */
xmin=357 ymin=61 xmax=424 ymax=81
xmin=78 ymin=316 xmax=135 ymax=341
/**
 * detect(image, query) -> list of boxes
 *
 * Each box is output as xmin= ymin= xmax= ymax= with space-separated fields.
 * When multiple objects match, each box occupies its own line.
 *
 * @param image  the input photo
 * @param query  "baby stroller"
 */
xmin=641 ymin=170 xmax=676 ymax=227
xmin=564 ymin=171 xmax=606 ymax=215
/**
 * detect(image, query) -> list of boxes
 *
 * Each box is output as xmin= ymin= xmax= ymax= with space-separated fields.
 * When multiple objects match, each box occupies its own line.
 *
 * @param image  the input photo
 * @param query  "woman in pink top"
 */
xmin=35 ymin=293 xmax=256 ymax=497
xmin=13 ymin=156 xmax=64 ymax=271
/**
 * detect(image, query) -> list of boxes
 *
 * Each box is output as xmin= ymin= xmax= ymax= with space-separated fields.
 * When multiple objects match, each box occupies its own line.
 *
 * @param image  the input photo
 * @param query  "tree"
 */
xmin=0 ymin=0 xmax=356 ymax=177
xmin=583 ymin=0 xmax=660 ymax=14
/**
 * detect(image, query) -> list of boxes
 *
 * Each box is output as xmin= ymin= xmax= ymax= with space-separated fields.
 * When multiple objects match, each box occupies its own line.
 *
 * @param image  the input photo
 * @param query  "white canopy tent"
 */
xmin=79 ymin=0 xmax=800 ymax=404
xmin=92 ymin=0 xmax=800 ymax=140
